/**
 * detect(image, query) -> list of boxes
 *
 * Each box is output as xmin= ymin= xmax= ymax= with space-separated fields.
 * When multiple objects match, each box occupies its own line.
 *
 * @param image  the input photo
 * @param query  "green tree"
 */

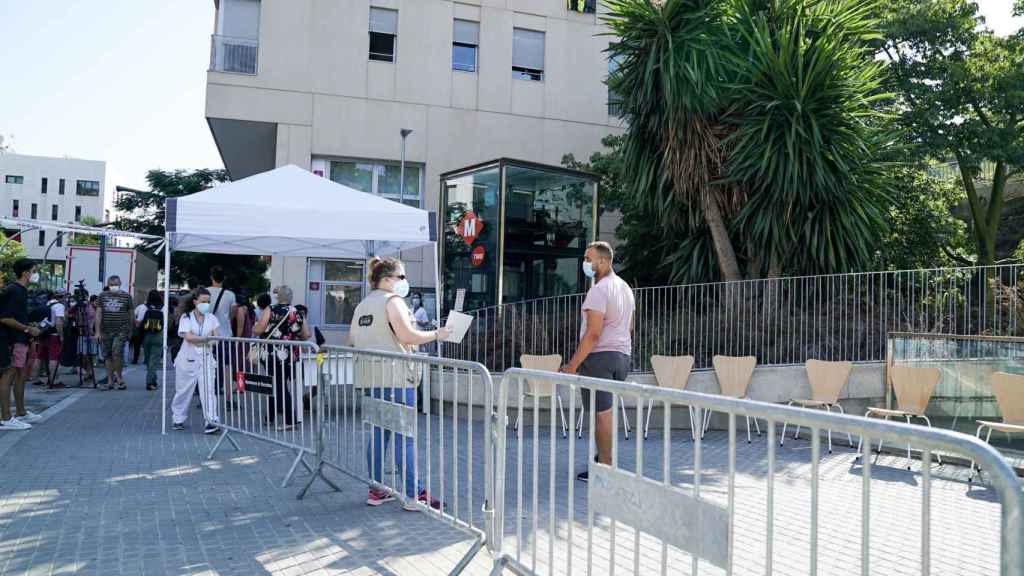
xmin=70 ymin=215 xmax=102 ymax=246
xmin=114 ymin=168 xmax=269 ymax=294
xmin=879 ymin=0 xmax=1024 ymax=265
xmin=0 ymin=232 xmax=27 ymax=282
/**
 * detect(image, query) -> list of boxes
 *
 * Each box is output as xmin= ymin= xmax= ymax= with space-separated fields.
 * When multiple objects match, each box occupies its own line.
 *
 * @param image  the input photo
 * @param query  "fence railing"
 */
xmin=209 ymin=34 xmax=258 ymax=75
xmin=442 ymin=264 xmax=1024 ymax=374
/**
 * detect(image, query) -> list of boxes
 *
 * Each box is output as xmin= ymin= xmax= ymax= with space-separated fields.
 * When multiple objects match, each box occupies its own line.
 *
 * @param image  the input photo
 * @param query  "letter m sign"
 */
xmin=457 ymin=211 xmax=483 ymax=246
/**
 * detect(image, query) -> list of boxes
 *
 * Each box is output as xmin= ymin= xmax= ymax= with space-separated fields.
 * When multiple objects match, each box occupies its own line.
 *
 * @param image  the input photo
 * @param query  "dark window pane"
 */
xmin=369 ymin=32 xmax=395 ymax=62
xmin=75 ymin=206 xmax=82 ymax=222
xmin=51 ymin=205 xmax=58 ymax=220
xmin=76 ymin=180 xmax=100 ymax=196
xmin=512 ymin=67 xmax=543 ymax=81
xmin=38 ymin=231 xmax=45 ymax=247
xmin=4 ymin=175 xmax=23 ymax=184
xmin=58 ymin=179 xmax=65 ymax=195
xmin=453 ymin=43 xmax=477 ymax=72
xmin=31 ymin=204 xmax=37 ymax=219
xmin=41 ymin=177 xmax=47 ymax=194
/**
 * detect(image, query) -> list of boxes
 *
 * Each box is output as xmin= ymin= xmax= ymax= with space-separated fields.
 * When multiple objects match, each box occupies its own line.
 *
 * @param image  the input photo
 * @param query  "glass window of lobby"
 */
xmin=453 ymin=19 xmax=479 ymax=72
xmin=440 ymin=160 xmax=598 ymax=314
xmin=76 ymin=180 xmax=100 ymax=197
xmin=330 ymin=160 xmax=421 ymax=207
xmin=369 ymin=8 xmax=398 ymax=63
xmin=512 ymin=28 xmax=544 ymax=81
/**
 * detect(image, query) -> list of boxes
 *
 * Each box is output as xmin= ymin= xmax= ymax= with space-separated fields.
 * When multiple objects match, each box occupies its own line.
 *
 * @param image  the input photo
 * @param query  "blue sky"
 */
xmin=0 ymin=0 xmax=1021 ymax=204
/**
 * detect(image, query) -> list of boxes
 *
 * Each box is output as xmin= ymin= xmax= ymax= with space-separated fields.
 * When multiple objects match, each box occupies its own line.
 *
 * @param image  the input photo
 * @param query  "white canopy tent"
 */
xmin=163 ymin=164 xmax=437 ymax=433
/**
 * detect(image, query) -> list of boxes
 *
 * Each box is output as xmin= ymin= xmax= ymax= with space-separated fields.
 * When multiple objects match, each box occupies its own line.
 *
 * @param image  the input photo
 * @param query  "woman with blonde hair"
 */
xmin=349 ymin=256 xmax=449 ymax=510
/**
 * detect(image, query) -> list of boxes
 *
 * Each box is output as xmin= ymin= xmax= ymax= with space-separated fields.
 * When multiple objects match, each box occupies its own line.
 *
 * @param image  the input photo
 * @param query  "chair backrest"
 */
xmin=712 ymin=356 xmax=757 ymax=398
xmin=651 ymin=355 xmax=695 ymax=391
xmin=890 ymin=366 xmax=940 ymax=416
xmin=805 ymin=359 xmax=853 ymax=404
xmin=992 ymin=372 xmax=1024 ymax=426
xmin=519 ymin=354 xmax=563 ymax=397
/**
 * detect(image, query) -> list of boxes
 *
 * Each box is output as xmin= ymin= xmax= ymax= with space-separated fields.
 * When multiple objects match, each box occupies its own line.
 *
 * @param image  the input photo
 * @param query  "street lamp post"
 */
xmin=399 ymin=128 xmax=413 ymax=205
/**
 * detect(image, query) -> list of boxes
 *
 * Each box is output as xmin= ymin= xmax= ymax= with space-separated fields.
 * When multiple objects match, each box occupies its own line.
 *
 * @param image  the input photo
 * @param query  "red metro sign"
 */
xmin=457 ymin=211 xmax=484 ymax=246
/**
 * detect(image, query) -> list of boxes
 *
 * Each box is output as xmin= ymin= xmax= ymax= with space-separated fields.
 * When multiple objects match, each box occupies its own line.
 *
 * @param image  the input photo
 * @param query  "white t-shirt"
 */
xmin=206 ymin=287 xmax=236 ymax=337
xmin=413 ymin=306 xmax=429 ymax=328
xmin=134 ymin=304 xmax=148 ymax=323
xmin=47 ymin=300 xmax=66 ymax=325
xmin=176 ymin=312 xmax=220 ymax=366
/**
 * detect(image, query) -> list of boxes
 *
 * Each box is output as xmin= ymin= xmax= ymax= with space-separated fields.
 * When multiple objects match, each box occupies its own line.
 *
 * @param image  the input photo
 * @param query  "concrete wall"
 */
xmin=206 ymin=0 xmax=625 ymax=303
xmin=0 ymin=153 xmax=106 ymax=262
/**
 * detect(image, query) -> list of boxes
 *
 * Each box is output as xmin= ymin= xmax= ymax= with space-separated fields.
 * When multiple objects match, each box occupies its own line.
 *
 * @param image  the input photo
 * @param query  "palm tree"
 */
xmin=605 ymin=0 xmax=745 ymax=281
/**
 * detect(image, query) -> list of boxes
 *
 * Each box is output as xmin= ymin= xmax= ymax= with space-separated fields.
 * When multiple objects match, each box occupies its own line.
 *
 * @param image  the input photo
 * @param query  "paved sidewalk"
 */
xmin=0 ymin=365 xmax=487 ymax=576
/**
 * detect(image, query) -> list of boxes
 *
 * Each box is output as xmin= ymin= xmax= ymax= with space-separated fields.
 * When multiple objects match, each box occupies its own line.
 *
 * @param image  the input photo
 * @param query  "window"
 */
xmin=369 ymin=7 xmax=397 ymax=62
xmin=453 ymin=19 xmax=479 ymax=72
xmin=512 ymin=28 xmax=544 ymax=81
xmin=567 ymin=0 xmax=597 ymax=13
xmin=330 ymin=160 xmax=422 ymax=207
xmin=41 ymin=177 xmax=48 ymax=194
xmin=5 ymin=175 xmax=23 ymax=184
xmin=75 ymin=206 xmax=82 ymax=222
xmin=59 ymin=178 xmax=65 ymax=195
xmin=57 ymin=234 xmax=62 ymax=247
xmin=11 ymin=200 xmax=18 ymax=218
xmin=30 ymin=203 xmax=37 ymax=219
xmin=321 ymin=259 xmax=365 ymax=326
xmin=607 ymin=56 xmax=624 ymax=116
xmin=38 ymin=231 xmax=45 ymax=247
xmin=51 ymin=205 xmax=59 ymax=221
xmin=76 ymin=180 xmax=100 ymax=196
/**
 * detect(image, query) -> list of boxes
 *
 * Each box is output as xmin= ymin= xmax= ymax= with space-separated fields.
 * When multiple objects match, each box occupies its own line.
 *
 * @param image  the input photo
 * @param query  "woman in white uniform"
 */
xmin=171 ymin=288 xmax=221 ymax=434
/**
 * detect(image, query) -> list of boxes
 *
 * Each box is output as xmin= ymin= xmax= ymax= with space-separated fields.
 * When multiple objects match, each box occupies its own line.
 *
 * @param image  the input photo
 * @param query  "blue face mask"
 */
xmin=582 ymin=261 xmax=596 ymax=278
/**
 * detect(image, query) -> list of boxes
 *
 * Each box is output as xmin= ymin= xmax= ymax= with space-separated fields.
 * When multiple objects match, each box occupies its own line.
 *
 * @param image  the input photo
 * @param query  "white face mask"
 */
xmin=393 ymin=278 xmax=411 ymax=299
xmin=197 ymin=302 xmax=210 ymax=315
xmin=582 ymin=261 xmax=596 ymax=279
xmin=29 ymin=272 xmax=39 ymax=284
xmin=109 ymin=285 xmax=121 ymax=293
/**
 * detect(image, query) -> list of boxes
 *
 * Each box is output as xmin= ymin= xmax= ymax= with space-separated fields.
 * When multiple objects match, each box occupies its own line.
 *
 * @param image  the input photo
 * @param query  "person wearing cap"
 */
xmin=36 ymin=289 xmax=67 ymax=389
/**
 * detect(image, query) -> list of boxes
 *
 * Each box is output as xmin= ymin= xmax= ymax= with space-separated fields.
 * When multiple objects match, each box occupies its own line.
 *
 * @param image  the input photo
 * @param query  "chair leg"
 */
xmin=794 ymin=421 xmax=801 ymax=440
xmin=702 ymin=409 xmax=712 ymax=437
xmin=878 ymin=415 xmax=890 ymax=455
xmin=855 ymin=410 xmax=872 ymax=460
xmin=919 ymin=415 xmax=942 ymax=465
xmin=781 ymin=401 xmax=793 ymax=446
xmin=834 ymin=403 xmax=854 ymax=447
xmin=644 ymin=398 xmax=654 ymax=440
xmin=904 ymin=415 xmax=913 ymax=470
xmin=745 ymin=415 xmax=752 ymax=444
xmin=969 ymin=424 xmax=985 ymax=482
xmin=556 ymin=396 xmax=567 ymax=439
xmin=620 ymin=400 xmax=630 ymax=440
xmin=687 ymin=406 xmax=697 ymax=441
xmin=753 ymin=415 xmax=761 ymax=436
xmin=825 ymin=405 xmax=834 ymax=454
xmin=577 ymin=407 xmax=585 ymax=439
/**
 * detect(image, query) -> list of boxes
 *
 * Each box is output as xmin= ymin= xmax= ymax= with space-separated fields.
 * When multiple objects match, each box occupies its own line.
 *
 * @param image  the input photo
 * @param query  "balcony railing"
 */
xmin=209 ymin=34 xmax=258 ymax=75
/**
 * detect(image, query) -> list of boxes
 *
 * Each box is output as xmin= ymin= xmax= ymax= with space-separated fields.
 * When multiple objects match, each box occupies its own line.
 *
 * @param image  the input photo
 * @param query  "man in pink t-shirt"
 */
xmin=560 ymin=241 xmax=635 ymax=482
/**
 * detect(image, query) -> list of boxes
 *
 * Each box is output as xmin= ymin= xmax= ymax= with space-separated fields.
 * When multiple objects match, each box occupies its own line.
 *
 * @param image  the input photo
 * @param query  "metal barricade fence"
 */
xmin=300 ymin=346 xmax=498 ymax=574
xmin=203 ymin=336 xmax=323 ymax=488
xmin=494 ymin=369 xmax=1024 ymax=576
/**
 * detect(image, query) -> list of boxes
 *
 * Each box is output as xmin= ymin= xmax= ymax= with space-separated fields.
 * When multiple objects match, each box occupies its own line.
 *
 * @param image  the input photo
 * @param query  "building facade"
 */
xmin=0 ymin=153 xmax=106 ymax=282
xmin=205 ymin=0 xmax=622 ymax=339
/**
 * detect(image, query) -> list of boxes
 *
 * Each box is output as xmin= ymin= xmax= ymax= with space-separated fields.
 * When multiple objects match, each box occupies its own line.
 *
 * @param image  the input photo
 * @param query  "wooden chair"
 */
xmin=647 ymin=355 xmax=695 ymax=440
xmin=970 ymin=372 xmax=1024 ymax=482
xmin=856 ymin=366 xmax=943 ymax=468
xmin=514 ymin=355 xmax=567 ymax=437
xmin=710 ymin=356 xmax=761 ymax=442
xmin=780 ymin=360 xmax=854 ymax=453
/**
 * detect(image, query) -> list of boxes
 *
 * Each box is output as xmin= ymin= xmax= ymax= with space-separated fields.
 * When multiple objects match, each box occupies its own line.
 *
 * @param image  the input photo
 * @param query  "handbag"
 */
xmin=247 ymin=308 xmax=292 ymax=365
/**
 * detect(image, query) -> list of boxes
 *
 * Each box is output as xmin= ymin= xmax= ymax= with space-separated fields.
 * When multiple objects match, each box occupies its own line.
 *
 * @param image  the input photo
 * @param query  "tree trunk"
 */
xmin=703 ymin=194 xmax=743 ymax=282
xmin=957 ymin=154 xmax=1006 ymax=266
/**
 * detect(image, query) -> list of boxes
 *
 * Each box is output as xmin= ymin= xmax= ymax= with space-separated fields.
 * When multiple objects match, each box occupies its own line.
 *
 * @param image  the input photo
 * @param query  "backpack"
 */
xmin=26 ymin=291 xmax=51 ymax=324
xmin=142 ymin=306 xmax=164 ymax=334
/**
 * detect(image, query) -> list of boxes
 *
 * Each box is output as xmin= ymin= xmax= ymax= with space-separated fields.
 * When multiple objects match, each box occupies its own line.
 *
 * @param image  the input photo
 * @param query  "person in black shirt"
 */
xmin=0 ymin=259 xmax=42 ymax=430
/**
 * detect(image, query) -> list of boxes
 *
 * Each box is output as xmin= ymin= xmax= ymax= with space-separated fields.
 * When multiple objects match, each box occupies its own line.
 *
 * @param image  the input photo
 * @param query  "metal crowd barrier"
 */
xmin=203 ymin=336 xmax=324 ymax=488
xmin=300 ymin=346 xmax=498 ymax=574
xmin=494 ymin=369 xmax=1024 ymax=576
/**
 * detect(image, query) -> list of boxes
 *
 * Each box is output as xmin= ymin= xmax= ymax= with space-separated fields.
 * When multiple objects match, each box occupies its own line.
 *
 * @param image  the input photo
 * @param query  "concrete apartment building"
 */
xmin=0 ymin=153 xmax=106 ymax=279
xmin=205 ymin=0 xmax=621 ymax=338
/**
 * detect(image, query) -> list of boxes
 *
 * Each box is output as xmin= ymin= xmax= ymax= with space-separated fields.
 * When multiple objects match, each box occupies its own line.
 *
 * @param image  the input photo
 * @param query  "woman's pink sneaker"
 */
xmin=366 ymin=489 xmax=395 ymax=506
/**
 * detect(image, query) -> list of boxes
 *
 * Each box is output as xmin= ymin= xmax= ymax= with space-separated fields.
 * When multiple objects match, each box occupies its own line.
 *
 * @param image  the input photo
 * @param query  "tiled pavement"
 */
xmin=0 ymin=364 xmax=1017 ymax=575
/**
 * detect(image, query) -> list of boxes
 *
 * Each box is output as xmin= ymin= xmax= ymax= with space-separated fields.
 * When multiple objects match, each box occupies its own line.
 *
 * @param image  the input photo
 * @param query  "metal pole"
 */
xmin=399 ymin=128 xmax=412 ymax=206
xmin=161 ymin=233 xmax=170 ymax=435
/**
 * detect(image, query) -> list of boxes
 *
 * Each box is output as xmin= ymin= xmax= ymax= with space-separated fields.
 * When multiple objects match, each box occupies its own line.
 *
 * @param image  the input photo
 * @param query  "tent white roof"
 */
xmin=166 ymin=164 xmax=434 ymax=258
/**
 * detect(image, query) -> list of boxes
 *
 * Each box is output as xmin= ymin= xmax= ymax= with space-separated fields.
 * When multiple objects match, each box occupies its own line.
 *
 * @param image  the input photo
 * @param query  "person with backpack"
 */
xmin=139 ymin=290 xmax=165 ymax=391
xmin=0 ymin=259 xmax=43 ymax=431
xmin=206 ymin=266 xmax=236 ymax=398
xmin=36 ymin=289 xmax=67 ymax=389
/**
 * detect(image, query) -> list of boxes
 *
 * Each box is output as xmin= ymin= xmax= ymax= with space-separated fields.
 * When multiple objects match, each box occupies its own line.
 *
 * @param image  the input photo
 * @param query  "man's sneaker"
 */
xmin=48 ymin=382 xmax=65 ymax=390
xmin=576 ymin=471 xmax=589 ymax=483
xmin=18 ymin=411 xmax=43 ymax=424
xmin=203 ymin=423 xmax=220 ymax=435
xmin=404 ymin=490 xmax=442 ymax=511
xmin=172 ymin=422 xmax=186 ymax=431
xmin=0 ymin=418 xmax=31 ymax=431
xmin=366 ymin=489 xmax=395 ymax=507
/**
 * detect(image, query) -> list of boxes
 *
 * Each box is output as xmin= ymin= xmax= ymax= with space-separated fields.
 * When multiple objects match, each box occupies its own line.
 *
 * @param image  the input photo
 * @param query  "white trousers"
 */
xmin=171 ymin=356 xmax=219 ymax=425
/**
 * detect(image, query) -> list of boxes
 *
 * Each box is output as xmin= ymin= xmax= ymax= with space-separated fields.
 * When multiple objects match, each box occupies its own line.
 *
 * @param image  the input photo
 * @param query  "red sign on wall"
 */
xmin=457 ymin=211 xmax=484 ymax=246
xmin=470 ymin=245 xmax=486 ymax=267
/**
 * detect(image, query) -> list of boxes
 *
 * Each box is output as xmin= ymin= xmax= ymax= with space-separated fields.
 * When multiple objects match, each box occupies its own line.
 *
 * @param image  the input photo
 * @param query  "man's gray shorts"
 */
xmin=580 ymin=351 xmax=630 ymax=413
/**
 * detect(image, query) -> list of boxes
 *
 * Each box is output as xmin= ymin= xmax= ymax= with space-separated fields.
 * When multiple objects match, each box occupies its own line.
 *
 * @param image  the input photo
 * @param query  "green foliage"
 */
xmin=114 ymin=168 xmax=269 ymax=294
xmin=70 ymin=215 xmax=102 ymax=246
xmin=601 ymin=0 xmax=894 ymax=282
xmin=877 ymin=166 xmax=972 ymax=270
xmin=0 ymin=233 xmax=26 ymax=282
xmin=879 ymin=0 xmax=1024 ymax=264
